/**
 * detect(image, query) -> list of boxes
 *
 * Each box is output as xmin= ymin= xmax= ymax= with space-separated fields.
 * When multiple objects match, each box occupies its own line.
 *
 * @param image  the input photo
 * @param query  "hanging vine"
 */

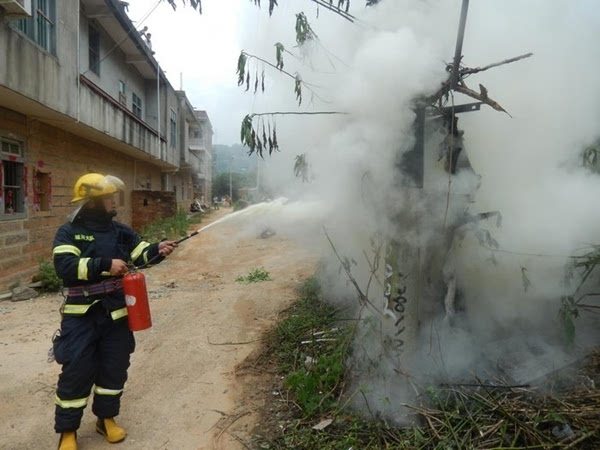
xmin=241 ymin=114 xmax=279 ymax=158
xmin=236 ymin=51 xmax=328 ymax=105
xmin=247 ymin=0 xmax=279 ymax=16
xmin=275 ymin=42 xmax=285 ymax=70
xmin=166 ymin=0 xmax=202 ymax=13
xmin=294 ymin=75 xmax=303 ymax=105
xmin=240 ymin=111 xmax=346 ymax=157
xmin=166 ymin=0 xmax=381 ymax=19
xmin=295 ymin=12 xmax=318 ymax=44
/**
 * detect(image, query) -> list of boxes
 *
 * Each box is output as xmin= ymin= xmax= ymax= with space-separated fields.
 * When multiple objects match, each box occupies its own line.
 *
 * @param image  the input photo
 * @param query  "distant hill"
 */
xmin=213 ymin=144 xmax=258 ymax=175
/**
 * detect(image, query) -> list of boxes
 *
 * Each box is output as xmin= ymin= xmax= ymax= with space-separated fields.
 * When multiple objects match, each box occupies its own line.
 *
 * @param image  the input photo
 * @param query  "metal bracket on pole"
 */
xmin=429 ymin=102 xmax=482 ymax=117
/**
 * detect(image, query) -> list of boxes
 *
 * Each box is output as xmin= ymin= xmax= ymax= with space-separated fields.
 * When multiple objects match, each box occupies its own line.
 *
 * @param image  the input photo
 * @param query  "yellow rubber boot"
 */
xmin=96 ymin=417 xmax=126 ymax=443
xmin=57 ymin=431 xmax=77 ymax=450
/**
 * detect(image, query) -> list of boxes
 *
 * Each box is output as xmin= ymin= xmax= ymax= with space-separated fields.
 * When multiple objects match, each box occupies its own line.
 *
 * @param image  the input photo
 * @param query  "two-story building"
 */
xmin=0 ymin=0 xmax=213 ymax=289
xmin=191 ymin=109 xmax=213 ymax=204
xmin=174 ymin=92 xmax=213 ymax=210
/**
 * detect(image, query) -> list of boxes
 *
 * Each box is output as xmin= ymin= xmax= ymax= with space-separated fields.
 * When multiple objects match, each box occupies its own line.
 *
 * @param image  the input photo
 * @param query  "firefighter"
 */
xmin=52 ymin=173 xmax=177 ymax=450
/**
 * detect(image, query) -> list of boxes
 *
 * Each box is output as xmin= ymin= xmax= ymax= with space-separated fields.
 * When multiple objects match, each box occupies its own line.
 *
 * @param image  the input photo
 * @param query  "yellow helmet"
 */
xmin=71 ymin=173 xmax=125 ymax=203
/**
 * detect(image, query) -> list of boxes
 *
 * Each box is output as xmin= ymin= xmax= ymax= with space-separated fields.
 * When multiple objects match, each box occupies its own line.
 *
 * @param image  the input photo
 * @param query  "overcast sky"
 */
xmin=126 ymin=0 xmax=253 ymax=145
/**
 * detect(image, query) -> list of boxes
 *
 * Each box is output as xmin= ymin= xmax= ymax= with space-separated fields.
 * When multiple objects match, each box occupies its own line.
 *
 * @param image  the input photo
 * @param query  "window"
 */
xmin=13 ymin=0 xmax=56 ymax=54
xmin=118 ymin=81 xmax=126 ymax=105
xmin=1 ymin=140 xmax=25 ymax=216
xmin=169 ymin=109 xmax=177 ymax=148
xmin=16 ymin=18 xmax=30 ymax=37
xmin=132 ymin=93 xmax=142 ymax=119
xmin=33 ymin=170 xmax=51 ymax=212
xmin=1 ymin=141 xmax=22 ymax=156
xmin=193 ymin=130 xmax=202 ymax=139
xmin=89 ymin=22 xmax=100 ymax=75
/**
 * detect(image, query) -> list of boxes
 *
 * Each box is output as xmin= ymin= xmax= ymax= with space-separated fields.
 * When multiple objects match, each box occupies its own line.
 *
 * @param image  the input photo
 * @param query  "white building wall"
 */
xmin=79 ymin=12 xmax=148 ymax=121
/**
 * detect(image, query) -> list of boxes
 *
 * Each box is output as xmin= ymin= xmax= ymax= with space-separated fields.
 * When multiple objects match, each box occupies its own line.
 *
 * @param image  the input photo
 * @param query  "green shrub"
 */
xmin=188 ymin=212 xmax=203 ymax=225
xmin=236 ymin=267 xmax=271 ymax=284
xmin=140 ymin=210 xmax=190 ymax=242
xmin=38 ymin=259 xmax=62 ymax=292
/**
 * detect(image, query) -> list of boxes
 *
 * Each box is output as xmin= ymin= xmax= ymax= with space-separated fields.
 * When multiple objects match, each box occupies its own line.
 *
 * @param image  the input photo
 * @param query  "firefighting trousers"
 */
xmin=53 ymin=304 xmax=135 ymax=433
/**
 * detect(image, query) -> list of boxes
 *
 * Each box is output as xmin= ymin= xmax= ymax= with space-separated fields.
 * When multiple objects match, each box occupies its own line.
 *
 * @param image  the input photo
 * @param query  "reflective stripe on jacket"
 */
xmin=52 ymin=219 xmax=163 ymax=317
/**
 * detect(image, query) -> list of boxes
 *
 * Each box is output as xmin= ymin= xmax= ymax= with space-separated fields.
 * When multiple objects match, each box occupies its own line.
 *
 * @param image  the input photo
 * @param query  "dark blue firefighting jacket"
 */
xmin=52 ymin=216 xmax=163 ymax=320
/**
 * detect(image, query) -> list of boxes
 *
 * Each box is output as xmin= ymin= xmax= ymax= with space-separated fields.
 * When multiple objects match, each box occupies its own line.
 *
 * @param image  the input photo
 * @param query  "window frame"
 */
xmin=88 ymin=21 xmax=101 ymax=76
xmin=12 ymin=0 xmax=56 ymax=55
xmin=118 ymin=80 xmax=127 ymax=105
xmin=0 ymin=138 xmax=27 ymax=220
xmin=132 ymin=93 xmax=143 ymax=119
xmin=169 ymin=108 xmax=177 ymax=148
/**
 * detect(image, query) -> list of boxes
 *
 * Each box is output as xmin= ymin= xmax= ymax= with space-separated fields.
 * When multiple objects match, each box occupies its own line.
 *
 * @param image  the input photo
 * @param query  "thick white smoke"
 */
xmin=230 ymin=0 xmax=600 ymax=421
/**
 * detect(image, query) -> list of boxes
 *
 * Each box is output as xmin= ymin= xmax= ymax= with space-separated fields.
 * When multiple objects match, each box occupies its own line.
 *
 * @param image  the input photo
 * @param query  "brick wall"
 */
xmin=131 ymin=190 xmax=177 ymax=232
xmin=0 ymin=106 xmax=164 ymax=290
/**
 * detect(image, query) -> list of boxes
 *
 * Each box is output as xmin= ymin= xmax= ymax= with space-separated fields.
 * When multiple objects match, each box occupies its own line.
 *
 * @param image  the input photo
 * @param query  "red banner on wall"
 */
xmin=48 ymin=172 xmax=53 ymax=210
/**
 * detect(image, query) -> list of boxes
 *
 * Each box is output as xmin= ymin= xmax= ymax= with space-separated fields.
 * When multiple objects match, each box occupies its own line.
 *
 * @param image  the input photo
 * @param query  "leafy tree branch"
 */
xmin=240 ymin=111 xmax=346 ymax=157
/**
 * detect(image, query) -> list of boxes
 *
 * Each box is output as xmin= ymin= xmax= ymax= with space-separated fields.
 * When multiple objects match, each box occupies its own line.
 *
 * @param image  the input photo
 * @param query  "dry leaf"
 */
xmin=312 ymin=418 xmax=333 ymax=430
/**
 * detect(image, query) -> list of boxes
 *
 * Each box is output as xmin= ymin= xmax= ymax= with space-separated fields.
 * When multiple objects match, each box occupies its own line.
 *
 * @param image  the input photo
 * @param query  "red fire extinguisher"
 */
xmin=122 ymin=271 xmax=152 ymax=332
xmin=121 ymin=234 xmax=192 ymax=332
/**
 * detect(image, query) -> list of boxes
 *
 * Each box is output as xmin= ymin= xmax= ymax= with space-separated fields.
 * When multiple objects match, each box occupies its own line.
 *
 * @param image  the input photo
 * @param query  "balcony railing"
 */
xmin=79 ymin=75 xmax=176 ymax=167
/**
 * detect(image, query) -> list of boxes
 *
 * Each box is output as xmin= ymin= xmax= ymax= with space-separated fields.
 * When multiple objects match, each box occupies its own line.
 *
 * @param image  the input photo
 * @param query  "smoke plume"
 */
xmin=231 ymin=0 xmax=600 ymax=421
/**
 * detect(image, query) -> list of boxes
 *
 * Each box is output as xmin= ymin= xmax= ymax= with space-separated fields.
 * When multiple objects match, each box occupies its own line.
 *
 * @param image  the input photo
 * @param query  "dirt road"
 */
xmin=0 ymin=209 xmax=316 ymax=449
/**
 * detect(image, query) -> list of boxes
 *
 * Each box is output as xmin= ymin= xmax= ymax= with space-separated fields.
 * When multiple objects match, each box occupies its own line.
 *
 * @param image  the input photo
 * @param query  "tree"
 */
xmin=168 ymin=0 xmax=380 ymax=159
xmin=211 ymin=171 xmax=256 ymax=201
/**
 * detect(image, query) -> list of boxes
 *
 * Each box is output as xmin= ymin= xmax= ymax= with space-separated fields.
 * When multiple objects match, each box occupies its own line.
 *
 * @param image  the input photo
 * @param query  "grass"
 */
xmin=253 ymin=277 xmax=600 ymax=450
xmin=254 ymin=277 xmax=380 ymax=449
xmin=188 ymin=212 xmax=204 ymax=225
xmin=236 ymin=267 xmax=272 ymax=284
xmin=140 ymin=210 xmax=203 ymax=242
